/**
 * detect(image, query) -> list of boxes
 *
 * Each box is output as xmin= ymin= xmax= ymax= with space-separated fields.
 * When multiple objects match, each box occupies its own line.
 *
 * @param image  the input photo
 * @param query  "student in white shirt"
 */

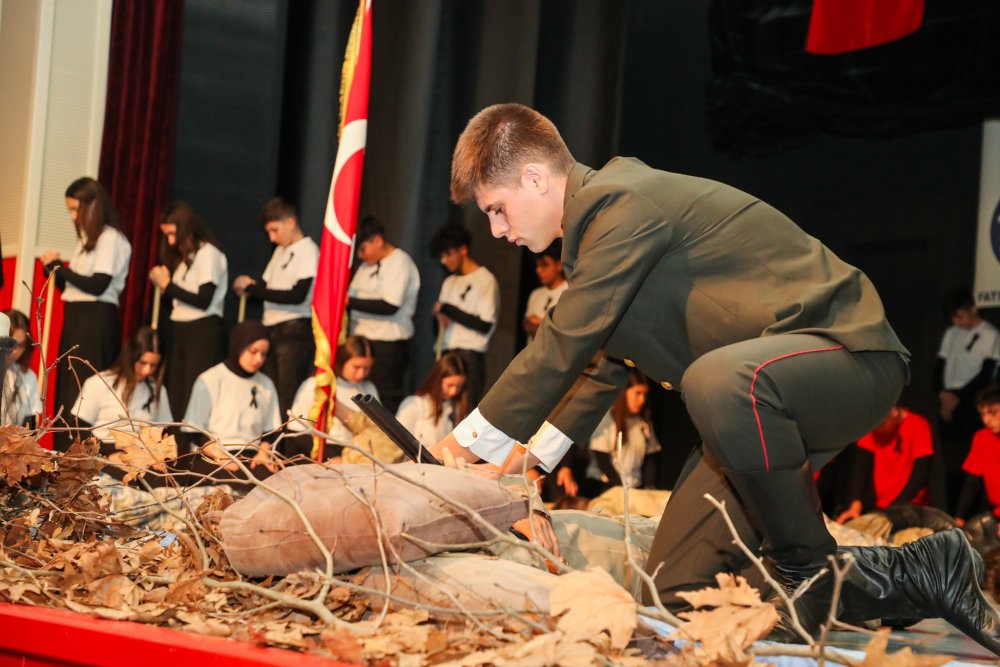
xmin=347 ymin=216 xmax=419 ymax=414
xmin=430 ymin=223 xmax=500 ymax=405
xmin=183 ymin=320 xmax=280 ymax=473
xmin=523 ymin=240 xmax=568 ymax=345
xmin=2 ymin=310 xmax=42 ymax=428
xmin=41 ymin=177 xmax=132 ymax=447
xmin=71 ymin=327 xmax=171 ymax=447
xmin=936 ymin=286 xmax=1000 ymax=511
xmin=232 ymin=197 xmax=319 ymax=419
xmin=148 ymin=202 xmax=228 ymax=421
xmin=286 ymin=335 xmax=377 ymax=461
xmin=587 ymin=370 xmax=662 ymax=493
xmin=396 ymin=352 xmax=469 ymax=449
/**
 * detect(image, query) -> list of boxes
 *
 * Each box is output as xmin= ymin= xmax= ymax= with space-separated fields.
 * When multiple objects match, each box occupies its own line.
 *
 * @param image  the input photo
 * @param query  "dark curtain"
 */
xmin=99 ymin=0 xmax=185 ymax=339
xmin=706 ymin=0 xmax=1000 ymax=157
xmin=279 ymin=0 xmax=629 ymax=390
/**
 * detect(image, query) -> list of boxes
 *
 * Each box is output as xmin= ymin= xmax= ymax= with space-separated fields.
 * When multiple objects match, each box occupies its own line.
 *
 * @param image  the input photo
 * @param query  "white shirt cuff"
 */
xmin=453 ymin=408 xmax=516 ymax=467
xmin=524 ymin=421 xmax=574 ymax=473
xmin=453 ymin=409 xmax=574 ymax=473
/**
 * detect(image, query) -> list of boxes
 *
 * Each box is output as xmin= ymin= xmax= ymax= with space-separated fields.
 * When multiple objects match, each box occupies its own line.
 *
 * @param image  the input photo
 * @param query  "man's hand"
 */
xmin=512 ymin=511 xmax=560 ymax=558
xmin=524 ymin=314 xmax=541 ymax=337
xmin=556 ymin=466 xmax=578 ymax=497
xmin=40 ymin=250 xmax=61 ymax=267
xmin=939 ymin=390 xmax=959 ymax=422
xmin=431 ymin=433 xmax=482 ymax=466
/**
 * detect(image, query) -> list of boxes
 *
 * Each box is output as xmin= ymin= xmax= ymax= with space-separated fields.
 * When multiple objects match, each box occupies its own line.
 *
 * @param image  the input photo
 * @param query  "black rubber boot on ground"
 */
xmin=839 ymin=528 xmax=1000 ymax=656
xmin=723 ymin=462 xmax=838 ymax=643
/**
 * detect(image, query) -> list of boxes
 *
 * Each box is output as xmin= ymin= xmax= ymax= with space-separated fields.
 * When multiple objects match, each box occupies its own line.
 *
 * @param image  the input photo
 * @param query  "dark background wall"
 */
xmin=168 ymin=0 xmax=995 ymax=488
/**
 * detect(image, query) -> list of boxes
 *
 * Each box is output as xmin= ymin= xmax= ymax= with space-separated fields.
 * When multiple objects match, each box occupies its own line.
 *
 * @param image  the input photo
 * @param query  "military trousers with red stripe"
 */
xmin=643 ymin=333 xmax=908 ymax=608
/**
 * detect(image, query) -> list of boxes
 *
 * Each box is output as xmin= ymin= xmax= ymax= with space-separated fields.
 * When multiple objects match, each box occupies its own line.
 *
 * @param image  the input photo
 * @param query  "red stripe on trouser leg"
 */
xmin=750 ymin=345 xmax=845 ymax=471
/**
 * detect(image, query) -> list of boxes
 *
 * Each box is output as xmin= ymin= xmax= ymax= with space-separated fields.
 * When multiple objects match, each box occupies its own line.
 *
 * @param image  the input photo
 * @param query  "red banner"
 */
xmin=806 ymin=0 xmax=923 ymax=55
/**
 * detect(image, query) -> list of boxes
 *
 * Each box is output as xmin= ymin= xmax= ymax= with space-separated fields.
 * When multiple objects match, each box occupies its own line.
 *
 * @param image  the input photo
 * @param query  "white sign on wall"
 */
xmin=975 ymin=120 xmax=1000 ymax=307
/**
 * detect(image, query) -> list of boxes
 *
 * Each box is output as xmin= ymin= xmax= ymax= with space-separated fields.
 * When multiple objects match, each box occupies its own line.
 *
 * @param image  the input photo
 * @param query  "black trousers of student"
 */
xmin=367 ymin=338 xmax=410 ymax=415
xmin=54 ymin=301 xmax=119 ymax=451
xmin=263 ymin=317 xmax=315 ymax=421
xmin=167 ymin=316 xmax=225 ymax=422
xmin=446 ymin=348 xmax=486 ymax=407
xmin=642 ymin=334 xmax=906 ymax=609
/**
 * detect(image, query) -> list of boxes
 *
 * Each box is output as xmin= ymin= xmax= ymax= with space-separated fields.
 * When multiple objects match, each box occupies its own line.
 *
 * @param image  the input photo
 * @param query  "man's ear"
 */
xmin=522 ymin=163 xmax=549 ymax=194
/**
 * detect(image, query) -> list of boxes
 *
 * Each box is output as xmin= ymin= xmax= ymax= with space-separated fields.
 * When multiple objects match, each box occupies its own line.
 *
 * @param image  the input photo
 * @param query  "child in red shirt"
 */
xmin=836 ymin=406 xmax=933 ymax=523
xmin=957 ymin=384 xmax=1000 ymax=522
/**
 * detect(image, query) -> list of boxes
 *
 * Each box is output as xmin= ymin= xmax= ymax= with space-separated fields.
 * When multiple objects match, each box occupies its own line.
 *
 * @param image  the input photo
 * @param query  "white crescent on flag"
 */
xmin=324 ymin=118 xmax=368 ymax=246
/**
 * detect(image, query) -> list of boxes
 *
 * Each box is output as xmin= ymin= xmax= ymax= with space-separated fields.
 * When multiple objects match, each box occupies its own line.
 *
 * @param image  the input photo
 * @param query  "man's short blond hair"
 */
xmin=450 ymin=103 xmax=575 ymax=204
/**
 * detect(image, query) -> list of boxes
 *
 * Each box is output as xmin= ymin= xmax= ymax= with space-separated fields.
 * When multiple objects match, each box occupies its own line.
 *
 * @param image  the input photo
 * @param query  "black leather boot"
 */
xmin=723 ymin=462 xmax=838 ymax=642
xmin=839 ymin=528 xmax=1000 ymax=656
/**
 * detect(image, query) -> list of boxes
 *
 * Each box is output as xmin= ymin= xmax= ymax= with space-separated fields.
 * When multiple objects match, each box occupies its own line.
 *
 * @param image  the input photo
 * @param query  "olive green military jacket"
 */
xmin=477 ymin=158 xmax=909 ymax=445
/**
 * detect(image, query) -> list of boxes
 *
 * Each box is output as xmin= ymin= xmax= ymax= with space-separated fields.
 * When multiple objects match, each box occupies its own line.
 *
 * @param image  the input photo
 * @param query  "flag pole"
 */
xmin=151 ymin=285 xmax=161 ymax=331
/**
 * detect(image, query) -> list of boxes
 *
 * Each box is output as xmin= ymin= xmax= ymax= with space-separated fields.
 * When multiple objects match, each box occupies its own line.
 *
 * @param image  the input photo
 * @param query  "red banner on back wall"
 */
xmin=309 ymin=0 xmax=373 ymax=460
xmin=806 ymin=0 xmax=923 ymax=55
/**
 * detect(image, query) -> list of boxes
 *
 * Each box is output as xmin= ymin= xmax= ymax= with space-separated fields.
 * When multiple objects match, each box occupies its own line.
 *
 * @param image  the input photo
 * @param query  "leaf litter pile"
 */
xmin=0 ymin=425 xmax=953 ymax=666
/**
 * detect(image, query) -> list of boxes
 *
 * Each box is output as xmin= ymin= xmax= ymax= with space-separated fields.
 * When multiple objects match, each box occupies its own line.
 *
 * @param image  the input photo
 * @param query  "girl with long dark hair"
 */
xmin=148 ymin=201 xmax=228 ymax=420
xmin=396 ymin=352 xmax=469 ymax=448
xmin=588 ymin=370 xmax=661 ymax=491
xmin=71 ymin=326 xmax=171 ymax=445
xmin=41 ymin=177 xmax=132 ymax=443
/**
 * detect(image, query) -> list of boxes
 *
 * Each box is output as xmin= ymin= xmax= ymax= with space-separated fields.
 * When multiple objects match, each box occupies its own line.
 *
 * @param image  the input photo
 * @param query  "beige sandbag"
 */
xmin=357 ymin=552 xmax=557 ymax=614
xmin=587 ymin=487 xmax=671 ymax=518
xmin=489 ymin=509 xmax=659 ymax=600
xmin=219 ymin=463 xmax=528 ymax=577
xmin=341 ymin=411 xmax=406 ymax=465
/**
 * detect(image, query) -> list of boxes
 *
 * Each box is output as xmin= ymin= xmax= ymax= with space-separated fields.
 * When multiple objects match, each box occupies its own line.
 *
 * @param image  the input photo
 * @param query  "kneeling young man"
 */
xmin=430 ymin=103 xmax=1000 ymax=653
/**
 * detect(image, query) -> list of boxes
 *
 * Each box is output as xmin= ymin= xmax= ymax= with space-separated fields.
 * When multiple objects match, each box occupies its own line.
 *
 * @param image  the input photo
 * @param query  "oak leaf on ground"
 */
xmin=113 ymin=427 xmax=177 ymax=484
xmin=321 ymin=627 xmax=365 ymax=664
xmin=670 ymin=573 xmax=778 ymax=664
xmin=0 ymin=426 xmax=50 ymax=486
xmin=550 ymin=566 xmax=637 ymax=650
xmin=858 ymin=629 xmax=951 ymax=667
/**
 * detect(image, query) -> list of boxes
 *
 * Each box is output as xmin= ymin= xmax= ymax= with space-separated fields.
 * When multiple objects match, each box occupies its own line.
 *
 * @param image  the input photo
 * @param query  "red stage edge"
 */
xmin=0 ymin=602 xmax=360 ymax=667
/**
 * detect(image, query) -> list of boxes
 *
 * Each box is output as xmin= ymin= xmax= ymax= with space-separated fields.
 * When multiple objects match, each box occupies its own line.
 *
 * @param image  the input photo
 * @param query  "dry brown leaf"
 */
xmin=676 ymin=573 xmax=765 ymax=609
xmin=0 ymin=579 xmax=42 ymax=603
xmin=176 ymin=610 xmax=232 ymax=637
xmin=166 ymin=572 xmax=209 ymax=605
xmin=858 ymin=629 xmax=951 ymax=667
xmin=675 ymin=604 xmax=778 ymax=661
xmin=63 ymin=598 xmax=138 ymax=621
xmin=53 ymin=439 xmax=103 ymax=497
xmin=0 ymin=426 xmax=50 ymax=486
xmin=86 ymin=574 xmax=141 ymax=609
xmin=63 ymin=541 xmax=124 ymax=590
xmin=321 ymin=627 xmax=365 ymax=663
xmin=263 ymin=622 xmax=308 ymax=648
xmin=549 ymin=567 xmax=637 ymax=650
xmin=113 ymin=427 xmax=177 ymax=484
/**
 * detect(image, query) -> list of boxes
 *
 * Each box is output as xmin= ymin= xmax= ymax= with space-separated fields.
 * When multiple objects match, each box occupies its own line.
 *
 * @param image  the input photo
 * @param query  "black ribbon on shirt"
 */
xmin=250 ymin=386 xmax=259 ymax=408
xmin=460 ymin=284 xmax=472 ymax=301
xmin=967 ymin=333 xmax=981 ymax=352
xmin=281 ymin=251 xmax=295 ymax=270
xmin=141 ymin=380 xmax=155 ymax=412
xmin=370 ymin=261 xmax=381 ymax=279
xmin=543 ymin=296 xmax=553 ymax=311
